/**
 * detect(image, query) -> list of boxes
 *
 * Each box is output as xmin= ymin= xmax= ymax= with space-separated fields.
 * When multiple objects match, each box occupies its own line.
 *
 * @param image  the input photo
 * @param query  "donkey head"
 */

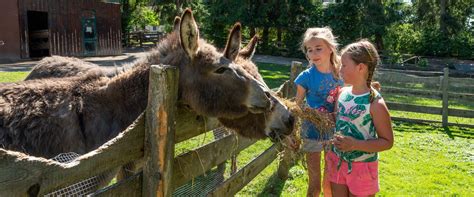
xmin=219 ymin=35 xmax=295 ymax=140
xmin=178 ymin=9 xmax=271 ymax=119
xmin=178 ymin=9 xmax=294 ymax=141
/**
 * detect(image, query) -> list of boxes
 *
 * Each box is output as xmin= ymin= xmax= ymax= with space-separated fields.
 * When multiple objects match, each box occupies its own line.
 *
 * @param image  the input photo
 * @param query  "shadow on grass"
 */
xmin=256 ymin=172 xmax=287 ymax=197
xmin=257 ymin=62 xmax=290 ymax=89
xmin=393 ymin=121 xmax=473 ymax=139
xmin=443 ymin=127 xmax=455 ymax=139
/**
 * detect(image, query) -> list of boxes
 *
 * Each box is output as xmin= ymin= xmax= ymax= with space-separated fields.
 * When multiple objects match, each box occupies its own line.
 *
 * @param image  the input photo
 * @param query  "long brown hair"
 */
xmin=301 ymin=27 xmax=341 ymax=80
xmin=340 ymin=39 xmax=380 ymax=102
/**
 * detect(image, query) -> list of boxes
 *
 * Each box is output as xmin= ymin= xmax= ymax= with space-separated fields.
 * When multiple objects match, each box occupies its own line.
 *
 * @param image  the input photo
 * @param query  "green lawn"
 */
xmin=0 ymin=71 xmax=29 ymax=83
xmin=257 ymin=63 xmax=291 ymax=89
xmin=383 ymin=93 xmax=474 ymax=110
xmin=235 ymin=122 xmax=473 ymax=196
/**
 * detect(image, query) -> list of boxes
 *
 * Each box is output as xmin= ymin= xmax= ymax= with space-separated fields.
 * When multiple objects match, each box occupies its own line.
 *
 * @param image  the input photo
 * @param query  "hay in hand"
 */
xmin=284 ymin=99 xmax=335 ymax=134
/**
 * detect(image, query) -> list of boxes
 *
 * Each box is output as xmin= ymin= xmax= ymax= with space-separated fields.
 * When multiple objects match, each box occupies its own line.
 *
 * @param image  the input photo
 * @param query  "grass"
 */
xmin=257 ymin=63 xmax=290 ymax=89
xmin=390 ymin=110 xmax=474 ymax=128
xmin=383 ymin=93 xmax=474 ymax=110
xmin=0 ymin=71 xmax=29 ymax=82
xmin=235 ymin=122 xmax=473 ymax=196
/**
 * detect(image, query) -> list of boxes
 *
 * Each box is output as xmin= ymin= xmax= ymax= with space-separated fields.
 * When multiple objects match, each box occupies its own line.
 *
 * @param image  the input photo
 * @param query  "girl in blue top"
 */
xmin=294 ymin=27 xmax=343 ymax=197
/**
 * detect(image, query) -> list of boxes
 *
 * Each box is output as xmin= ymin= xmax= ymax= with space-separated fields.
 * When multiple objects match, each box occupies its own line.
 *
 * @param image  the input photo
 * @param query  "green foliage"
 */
xmin=417 ymin=58 xmax=429 ymax=67
xmin=200 ymin=0 xmax=323 ymax=57
xmin=130 ymin=5 xmax=159 ymax=31
xmin=384 ymin=23 xmax=421 ymax=55
xmin=127 ymin=1 xmax=473 ymax=58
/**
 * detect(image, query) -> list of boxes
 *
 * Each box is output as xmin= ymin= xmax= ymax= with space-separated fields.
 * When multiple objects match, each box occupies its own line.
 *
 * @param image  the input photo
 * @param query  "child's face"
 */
xmin=340 ymin=53 xmax=362 ymax=84
xmin=305 ymin=38 xmax=332 ymax=67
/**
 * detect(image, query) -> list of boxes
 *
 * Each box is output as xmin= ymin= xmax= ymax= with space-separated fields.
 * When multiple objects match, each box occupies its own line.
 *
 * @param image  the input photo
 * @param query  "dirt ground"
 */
xmin=0 ymin=48 xmax=151 ymax=72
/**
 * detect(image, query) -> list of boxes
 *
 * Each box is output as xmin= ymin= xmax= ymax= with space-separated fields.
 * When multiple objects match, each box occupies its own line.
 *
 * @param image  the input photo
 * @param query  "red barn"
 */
xmin=0 ymin=0 xmax=122 ymax=61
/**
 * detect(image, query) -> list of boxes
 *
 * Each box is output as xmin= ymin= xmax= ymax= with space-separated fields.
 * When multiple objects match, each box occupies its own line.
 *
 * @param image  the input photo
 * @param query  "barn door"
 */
xmin=82 ymin=10 xmax=97 ymax=56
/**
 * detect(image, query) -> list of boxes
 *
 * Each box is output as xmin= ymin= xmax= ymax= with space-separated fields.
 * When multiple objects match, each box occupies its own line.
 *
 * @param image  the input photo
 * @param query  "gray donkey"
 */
xmin=0 ymin=9 xmax=294 ymax=159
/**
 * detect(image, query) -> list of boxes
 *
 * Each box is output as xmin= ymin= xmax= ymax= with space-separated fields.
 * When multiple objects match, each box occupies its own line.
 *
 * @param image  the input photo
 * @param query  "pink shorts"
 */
xmin=327 ymin=151 xmax=379 ymax=196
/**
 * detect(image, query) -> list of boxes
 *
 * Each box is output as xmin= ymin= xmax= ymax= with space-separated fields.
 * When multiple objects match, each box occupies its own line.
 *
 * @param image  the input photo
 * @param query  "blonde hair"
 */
xmin=301 ymin=27 xmax=341 ymax=79
xmin=340 ymin=39 xmax=381 ymax=102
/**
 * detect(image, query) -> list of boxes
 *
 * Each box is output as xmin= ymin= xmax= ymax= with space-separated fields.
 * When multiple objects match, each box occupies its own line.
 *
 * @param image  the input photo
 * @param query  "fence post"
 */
xmin=442 ymin=67 xmax=449 ymax=128
xmin=287 ymin=61 xmax=304 ymax=98
xmin=277 ymin=61 xmax=303 ymax=180
xmin=143 ymin=65 xmax=178 ymax=197
xmin=139 ymin=32 xmax=144 ymax=47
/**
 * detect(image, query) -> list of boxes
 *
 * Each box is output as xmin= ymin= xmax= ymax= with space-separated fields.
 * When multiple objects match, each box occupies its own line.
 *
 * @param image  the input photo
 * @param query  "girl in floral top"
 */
xmin=294 ymin=27 xmax=343 ymax=197
xmin=328 ymin=40 xmax=394 ymax=196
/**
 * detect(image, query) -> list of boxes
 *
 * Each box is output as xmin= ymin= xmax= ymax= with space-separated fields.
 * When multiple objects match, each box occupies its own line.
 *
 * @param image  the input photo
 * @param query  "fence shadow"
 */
xmin=256 ymin=172 xmax=287 ymax=197
xmin=443 ymin=127 xmax=455 ymax=139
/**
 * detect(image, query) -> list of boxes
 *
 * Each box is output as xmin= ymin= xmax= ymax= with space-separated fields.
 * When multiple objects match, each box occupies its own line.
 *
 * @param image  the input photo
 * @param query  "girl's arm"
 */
xmin=295 ymin=85 xmax=306 ymax=105
xmin=334 ymin=97 xmax=394 ymax=152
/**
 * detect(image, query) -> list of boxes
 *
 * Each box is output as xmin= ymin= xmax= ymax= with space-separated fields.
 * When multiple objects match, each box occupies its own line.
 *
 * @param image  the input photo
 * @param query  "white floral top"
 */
xmin=332 ymin=86 xmax=382 ymax=173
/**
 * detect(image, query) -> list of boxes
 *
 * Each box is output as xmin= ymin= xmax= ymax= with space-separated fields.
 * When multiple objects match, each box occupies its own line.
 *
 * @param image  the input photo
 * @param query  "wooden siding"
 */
xmin=18 ymin=0 xmax=121 ymax=58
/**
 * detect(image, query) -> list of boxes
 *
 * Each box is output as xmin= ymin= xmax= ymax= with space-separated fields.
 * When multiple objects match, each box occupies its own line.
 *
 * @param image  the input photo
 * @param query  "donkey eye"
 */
xmin=214 ymin=67 xmax=228 ymax=74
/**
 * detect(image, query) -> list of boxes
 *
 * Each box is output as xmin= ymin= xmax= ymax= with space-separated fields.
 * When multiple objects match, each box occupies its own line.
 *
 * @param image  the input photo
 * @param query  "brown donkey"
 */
xmin=0 ymin=9 xmax=294 ymax=158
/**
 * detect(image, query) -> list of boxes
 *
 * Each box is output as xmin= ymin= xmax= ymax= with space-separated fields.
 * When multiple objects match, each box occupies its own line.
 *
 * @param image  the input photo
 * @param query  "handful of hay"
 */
xmin=284 ymin=100 xmax=335 ymax=134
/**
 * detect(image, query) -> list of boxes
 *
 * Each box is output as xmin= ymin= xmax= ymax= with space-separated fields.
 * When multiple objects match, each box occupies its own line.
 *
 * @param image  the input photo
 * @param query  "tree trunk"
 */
xmin=439 ymin=0 xmax=448 ymax=36
xmin=375 ymin=33 xmax=384 ymax=51
xmin=372 ymin=0 xmax=384 ymax=51
xmin=262 ymin=26 xmax=269 ymax=49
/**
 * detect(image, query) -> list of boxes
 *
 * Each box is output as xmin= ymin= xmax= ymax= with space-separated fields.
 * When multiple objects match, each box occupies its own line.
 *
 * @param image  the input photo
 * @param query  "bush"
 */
xmin=384 ymin=23 xmax=421 ymax=55
xmin=384 ymin=24 xmax=473 ymax=59
xmin=417 ymin=58 xmax=429 ymax=67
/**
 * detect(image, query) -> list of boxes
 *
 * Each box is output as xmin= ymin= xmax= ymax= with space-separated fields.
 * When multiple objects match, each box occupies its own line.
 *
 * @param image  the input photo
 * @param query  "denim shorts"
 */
xmin=301 ymin=138 xmax=326 ymax=152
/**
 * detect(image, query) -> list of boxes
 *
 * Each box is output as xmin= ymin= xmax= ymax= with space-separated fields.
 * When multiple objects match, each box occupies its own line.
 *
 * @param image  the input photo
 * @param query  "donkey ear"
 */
xmin=239 ymin=35 xmax=258 ymax=59
xmin=224 ymin=23 xmax=241 ymax=61
xmin=180 ymin=9 xmax=199 ymax=59
xmin=173 ymin=16 xmax=181 ymax=32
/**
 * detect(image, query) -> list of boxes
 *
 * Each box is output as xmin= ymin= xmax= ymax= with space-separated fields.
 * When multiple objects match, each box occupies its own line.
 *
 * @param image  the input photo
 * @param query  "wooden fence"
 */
xmin=274 ymin=63 xmax=473 ymax=130
xmin=123 ymin=32 xmax=164 ymax=47
xmin=0 ymin=64 xmax=298 ymax=196
xmin=375 ymin=68 xmax=474 ymax=128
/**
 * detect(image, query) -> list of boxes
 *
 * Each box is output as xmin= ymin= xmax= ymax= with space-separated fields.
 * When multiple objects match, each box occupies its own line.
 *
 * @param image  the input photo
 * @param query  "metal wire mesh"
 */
xmin=173 ymin=127 xmax=232 ymax=197
xmin=44 ymin=152 xmax=110 ymax=197
xmin=44 ymin=127 xmax=234 ymax=197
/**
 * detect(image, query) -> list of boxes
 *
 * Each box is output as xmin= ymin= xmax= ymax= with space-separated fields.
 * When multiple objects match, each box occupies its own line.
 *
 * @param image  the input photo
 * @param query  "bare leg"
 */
xmin=306 ymin=152 xmax=322 ymax=197
xmin=331 ymin=182 xmax=349 ymax=197
xmin=322 ymin=151 xmax=332 ymax=197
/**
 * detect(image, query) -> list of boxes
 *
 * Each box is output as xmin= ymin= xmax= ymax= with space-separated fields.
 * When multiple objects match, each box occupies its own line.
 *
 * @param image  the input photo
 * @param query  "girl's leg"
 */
xmin=306 ymin=152 xmax=321 ymax=197
xmin=331 ymin=182 xmax=349 ymax=197
xmin=322 ymin=151 xmax=332 ymax=197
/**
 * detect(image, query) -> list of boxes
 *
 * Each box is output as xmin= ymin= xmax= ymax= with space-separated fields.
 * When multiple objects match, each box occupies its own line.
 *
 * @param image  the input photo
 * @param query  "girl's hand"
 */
xmin=284 ymin=135 xmax=300 ymax=151
xmin=333 ymin=135 xmax=358 ymax=152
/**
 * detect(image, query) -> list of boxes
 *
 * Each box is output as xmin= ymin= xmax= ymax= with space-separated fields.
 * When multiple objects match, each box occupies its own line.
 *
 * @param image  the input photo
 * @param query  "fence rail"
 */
xmin=123 ymin=32 xmax=164 ymax=47
xmin=378 ymin=68 xmax=474 ymax=128
xmin=382 ymin=86 xmax=474 ymax=100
